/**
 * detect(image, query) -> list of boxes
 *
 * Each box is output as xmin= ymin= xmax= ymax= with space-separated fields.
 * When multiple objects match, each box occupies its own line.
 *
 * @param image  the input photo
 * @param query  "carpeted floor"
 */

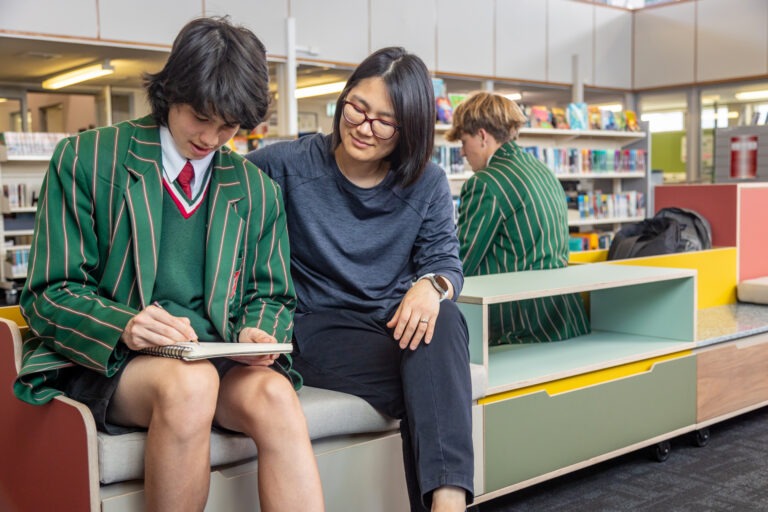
xmin=477 ymin=406 xmax=768 ymax=511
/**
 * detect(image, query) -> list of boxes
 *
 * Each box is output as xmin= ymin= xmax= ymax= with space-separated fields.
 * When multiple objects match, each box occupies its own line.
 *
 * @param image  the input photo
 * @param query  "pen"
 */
xmin=152 ymin=301 xmax=198 ymax=343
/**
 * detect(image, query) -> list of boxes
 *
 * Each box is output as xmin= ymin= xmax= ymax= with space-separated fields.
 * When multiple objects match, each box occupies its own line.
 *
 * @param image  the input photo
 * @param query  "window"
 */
xmin=641 ymin=111 xmax=684 ymax=133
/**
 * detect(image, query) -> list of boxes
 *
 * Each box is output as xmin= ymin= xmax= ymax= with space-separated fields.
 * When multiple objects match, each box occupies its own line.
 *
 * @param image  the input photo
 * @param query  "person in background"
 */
xmin=247 ymin=47 xmax=473 ymax=512
xmin=14 ymin=16 xmax=323 ymax=512
xmin=447 ymin=91 xmax=590 ymax=344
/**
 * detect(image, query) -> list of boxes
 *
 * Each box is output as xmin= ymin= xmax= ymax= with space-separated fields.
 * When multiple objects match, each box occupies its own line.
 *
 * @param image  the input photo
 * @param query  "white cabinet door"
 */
xmin=697 ymin=0 xmax=768 ymax=82
xmin=99 ymin=0 xmax=203 ymax=46
xmin=495 ymin=0 xmax=547 ymax=83
xmin=0 ymin=0 xmax=98 ymax=38
xmin=292 ymin=0 xmax=369 ymax=65
xmin=370 ymin=0 xmax=437 ymax=70
xmin=634 ymin=2 xmax=695 ymax=89
xmin=205 ymin=0 xmax=289 ymax=57
xmin=436 ymin=0 xmax=494 ymax=77
xmin=547 ymin=0 xmax=594 ymax=85
xmin=594 ymin=6 xmax=632 ymax=89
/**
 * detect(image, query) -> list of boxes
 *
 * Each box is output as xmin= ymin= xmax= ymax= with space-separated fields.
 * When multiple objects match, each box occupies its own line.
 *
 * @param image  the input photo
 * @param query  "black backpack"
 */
xmin=654 ymin=207 xmax=712 ymax=252
xmin=607 ymin=207 xmax=712 ymax=260
xmin=607 ymin=217 xmax=684 ymax=260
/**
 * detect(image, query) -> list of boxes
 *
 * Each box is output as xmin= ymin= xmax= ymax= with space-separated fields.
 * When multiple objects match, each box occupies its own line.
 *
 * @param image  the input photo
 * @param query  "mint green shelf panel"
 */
xmin=457 ymin=264 xmax=697 ymax=392
xmin=591 ymin=278 xmax=696 ymax=341
xmin=484 ymin=355 xmax=696 ymax=493
xmin=457 ymin=302 xmax=485 ymax=366
xmin=459 ymin=264 xmax=696 ymax=305
xmin=486 ymin=332 xmax=693 ymax=392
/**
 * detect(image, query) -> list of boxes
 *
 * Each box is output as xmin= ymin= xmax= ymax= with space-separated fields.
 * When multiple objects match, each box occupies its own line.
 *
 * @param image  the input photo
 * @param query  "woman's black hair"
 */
xmin=144 ymin=16 xmax=270 ymax=130
xmin=332 ymin=47 xmax=435 ymax=188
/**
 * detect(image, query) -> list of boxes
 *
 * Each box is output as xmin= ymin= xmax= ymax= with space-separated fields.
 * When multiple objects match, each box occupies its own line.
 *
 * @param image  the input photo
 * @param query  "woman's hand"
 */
xmin=229 ymin=327 xmax=281 ymax=366
xmin=121 ymin=303 xmax=198 ymax=351
xmin=386 ymin=279 xmax=442 ymax=350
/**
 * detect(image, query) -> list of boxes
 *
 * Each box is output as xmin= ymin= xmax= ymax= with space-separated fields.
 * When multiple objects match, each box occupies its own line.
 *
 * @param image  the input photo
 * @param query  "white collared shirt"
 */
xmin=159 ymin=126 xmax=215 ymax=198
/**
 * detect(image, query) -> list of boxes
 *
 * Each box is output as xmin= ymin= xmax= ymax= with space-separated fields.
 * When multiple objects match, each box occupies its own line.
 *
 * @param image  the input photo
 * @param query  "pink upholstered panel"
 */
xmin=739 ymin=187 xmax=768 ymax=281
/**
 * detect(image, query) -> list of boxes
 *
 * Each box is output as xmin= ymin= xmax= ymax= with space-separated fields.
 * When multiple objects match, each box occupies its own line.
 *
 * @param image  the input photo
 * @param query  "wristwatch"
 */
xmin=417 ymin=273 xmax=450 ymax=302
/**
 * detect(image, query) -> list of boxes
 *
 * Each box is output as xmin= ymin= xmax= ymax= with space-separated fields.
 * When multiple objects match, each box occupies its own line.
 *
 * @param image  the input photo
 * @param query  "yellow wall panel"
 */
xmin=607 ymin=247 xmax=738 ymax=309
xmin=569 ymin=249 xmax=608 ymax=264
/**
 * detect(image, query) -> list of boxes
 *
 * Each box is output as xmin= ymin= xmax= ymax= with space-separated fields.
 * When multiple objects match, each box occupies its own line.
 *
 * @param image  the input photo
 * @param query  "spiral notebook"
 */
xmin=139 ymin=341 xmax=293 ymax=361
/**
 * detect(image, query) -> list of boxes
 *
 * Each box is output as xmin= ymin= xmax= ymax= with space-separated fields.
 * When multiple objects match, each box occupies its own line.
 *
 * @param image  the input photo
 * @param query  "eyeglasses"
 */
xmin=341 ymin=101 xmax=400 ymax=140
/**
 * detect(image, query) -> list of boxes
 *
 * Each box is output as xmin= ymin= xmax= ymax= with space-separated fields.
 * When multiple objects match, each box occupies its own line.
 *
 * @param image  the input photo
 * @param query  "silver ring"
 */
xmin=419 ymin=319 xmax=429 ymax=324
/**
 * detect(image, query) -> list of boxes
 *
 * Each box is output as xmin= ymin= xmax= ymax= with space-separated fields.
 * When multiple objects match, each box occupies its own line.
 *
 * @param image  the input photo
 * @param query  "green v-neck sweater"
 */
xmin=152 ymin=192 xmax=219 ymax=341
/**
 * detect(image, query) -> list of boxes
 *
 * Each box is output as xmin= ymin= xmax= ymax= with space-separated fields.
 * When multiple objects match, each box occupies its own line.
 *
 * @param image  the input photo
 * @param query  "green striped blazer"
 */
xmin=457 ymin=141 xmax=590 ymax=344
xmin=14 ymin=115 xmax=296 ymax=405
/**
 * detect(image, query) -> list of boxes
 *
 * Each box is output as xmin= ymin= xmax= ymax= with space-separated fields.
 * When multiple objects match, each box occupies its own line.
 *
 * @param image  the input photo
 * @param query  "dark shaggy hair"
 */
xmin=331 ymin=47 xmax=435 ymax=188
xmin=144 ymin=16 xmax=270 ymax=130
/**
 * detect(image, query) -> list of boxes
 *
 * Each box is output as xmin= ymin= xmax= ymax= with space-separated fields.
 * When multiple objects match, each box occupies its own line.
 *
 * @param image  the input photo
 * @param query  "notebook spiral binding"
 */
xmin=138 ymin=344 xmax=192 ymax=359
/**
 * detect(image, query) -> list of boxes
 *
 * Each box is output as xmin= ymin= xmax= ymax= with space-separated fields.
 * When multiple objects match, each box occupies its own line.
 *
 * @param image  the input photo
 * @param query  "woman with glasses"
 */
xmin=247 ymin=47 xmax=473 ymax=512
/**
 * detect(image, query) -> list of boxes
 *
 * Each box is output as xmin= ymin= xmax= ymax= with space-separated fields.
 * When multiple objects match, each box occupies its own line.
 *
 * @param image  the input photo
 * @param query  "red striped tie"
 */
xmin=177 ymin=160 xmax=194 ymax=199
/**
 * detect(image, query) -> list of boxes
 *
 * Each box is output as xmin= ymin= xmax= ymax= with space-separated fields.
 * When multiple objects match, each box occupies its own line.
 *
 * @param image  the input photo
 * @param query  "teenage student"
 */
xmin=247 ymin=47 xmax=473 ymax=512
xmin=13 ymin=16 xmax=323 ymax=512
xmin=447 ymin=91 xmax=590 ymax=344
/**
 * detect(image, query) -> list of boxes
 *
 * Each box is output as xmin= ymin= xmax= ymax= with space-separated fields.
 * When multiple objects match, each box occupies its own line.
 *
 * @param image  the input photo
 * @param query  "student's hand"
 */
xmin=386 ymin=280 xmax=441 ymax=351
xmin=121 ymin=304 xmax=198 ymax=351
xmin=229 ymin=327 xmax=280 ymax=366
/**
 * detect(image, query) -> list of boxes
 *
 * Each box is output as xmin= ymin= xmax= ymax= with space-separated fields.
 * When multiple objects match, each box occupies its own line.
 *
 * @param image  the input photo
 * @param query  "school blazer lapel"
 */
xmin=122 ymin=130 xmax=164 ymax=308
xmin=205 ymin=157 xmax=246 ymax=339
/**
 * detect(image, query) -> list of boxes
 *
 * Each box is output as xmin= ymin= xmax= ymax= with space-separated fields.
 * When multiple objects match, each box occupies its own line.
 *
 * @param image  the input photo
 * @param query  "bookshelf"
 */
xmin=0 ymin=133 xmax=66 ymax=297
xmin=0 ymin=154 xmax=49 ymax=298
xmin=434 ymin=123 xmax=652 ymax=233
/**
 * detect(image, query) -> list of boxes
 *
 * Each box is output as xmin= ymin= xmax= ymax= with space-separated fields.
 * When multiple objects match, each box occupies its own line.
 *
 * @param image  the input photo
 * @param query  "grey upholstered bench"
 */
xmin=0 ymin=316 xmax=487 ymax=512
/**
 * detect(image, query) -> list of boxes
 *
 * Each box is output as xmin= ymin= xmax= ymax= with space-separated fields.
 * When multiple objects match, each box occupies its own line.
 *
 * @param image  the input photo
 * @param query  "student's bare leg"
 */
xmin=108 ymin=356 xmax=220 ymax=512
xmin=215 ymin=365 xmax=324 ymax=512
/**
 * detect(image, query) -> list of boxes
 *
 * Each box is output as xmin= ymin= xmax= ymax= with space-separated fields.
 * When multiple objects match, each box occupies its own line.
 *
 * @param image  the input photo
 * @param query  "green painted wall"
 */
xmin=651 ymin=131 xmax=685 ymax=174
xmin=651 ymin=129 xmax=715 ymax=176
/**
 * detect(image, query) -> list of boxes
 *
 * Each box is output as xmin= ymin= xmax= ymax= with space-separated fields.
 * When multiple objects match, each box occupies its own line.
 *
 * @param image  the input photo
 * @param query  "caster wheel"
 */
xmin=653 ymin=440 xmax=671 ymax=462
xmin=693 ymin=428 xmax=710 ymax=447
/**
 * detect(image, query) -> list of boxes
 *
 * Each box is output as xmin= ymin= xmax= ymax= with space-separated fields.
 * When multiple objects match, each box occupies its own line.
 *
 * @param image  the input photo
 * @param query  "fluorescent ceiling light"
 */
xmin=505 ymin=93 xmax=522 ymax=101
xmin=735 ymin=90 xmax=768 ymax=101
xmin=42 ymin=60 xmax=114 ymax=90
xmin=0 ymin=98 xmax=7 ymax=103
xmin=295 ymin=81 xmax=346 ymax=99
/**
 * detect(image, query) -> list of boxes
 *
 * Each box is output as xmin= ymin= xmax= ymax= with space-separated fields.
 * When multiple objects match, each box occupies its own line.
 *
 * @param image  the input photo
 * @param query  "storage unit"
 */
xmin=652 ymin=185 xmax=768 ymax=430
xmin=456 ymin=263 xmax=698 ymax=500
xmin=604 ymin=238 xmax=768 ymax=454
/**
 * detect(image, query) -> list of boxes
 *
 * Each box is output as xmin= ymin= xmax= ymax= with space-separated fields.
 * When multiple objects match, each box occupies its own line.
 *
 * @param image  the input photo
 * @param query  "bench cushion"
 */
xmin=98 ymin=363 xmax=487 ymax=484
xmin=737 ymin=276 xmax=768 ymax=304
